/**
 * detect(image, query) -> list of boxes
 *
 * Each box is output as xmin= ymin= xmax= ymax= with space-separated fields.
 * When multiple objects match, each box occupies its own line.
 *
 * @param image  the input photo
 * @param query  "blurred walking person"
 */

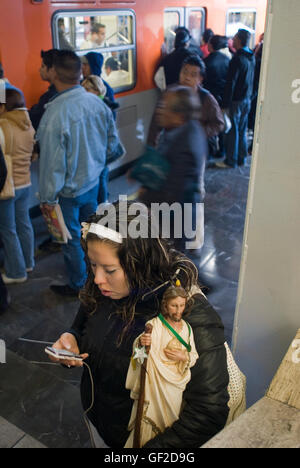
xmin=137 ymin=86 xmax=207 ymax=254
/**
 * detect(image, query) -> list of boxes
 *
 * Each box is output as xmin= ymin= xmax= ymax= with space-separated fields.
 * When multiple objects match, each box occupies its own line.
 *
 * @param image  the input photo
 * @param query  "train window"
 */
xmin=185 ymin=8 xmax=205 ymax=47
xmin=52 ymin=10 xmax=136 ymax=93
xmin=226 ymin=9 xmax=257 ymax=48
xmin=163 ymin=8 xmax=184 ymax=54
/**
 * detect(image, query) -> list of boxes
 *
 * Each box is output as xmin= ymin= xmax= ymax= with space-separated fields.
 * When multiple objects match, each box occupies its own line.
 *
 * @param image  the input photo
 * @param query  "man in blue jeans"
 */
xmin=216 ymin=29 xmax=255 ymax=168
xmin=36 ymin=51 xmax=124 ymax=296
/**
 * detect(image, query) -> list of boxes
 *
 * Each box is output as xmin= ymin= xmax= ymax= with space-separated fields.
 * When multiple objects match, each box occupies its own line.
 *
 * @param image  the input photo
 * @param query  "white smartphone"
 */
xmin=45 ymin=346 xmax=83 ymax=361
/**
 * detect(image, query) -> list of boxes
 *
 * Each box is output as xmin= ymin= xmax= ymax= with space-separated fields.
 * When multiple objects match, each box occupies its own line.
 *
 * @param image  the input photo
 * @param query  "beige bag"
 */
xmin=225 ymin=342 xmax=247 ymax=424
xmin=0 ymin=123 xmax=15 ymax=200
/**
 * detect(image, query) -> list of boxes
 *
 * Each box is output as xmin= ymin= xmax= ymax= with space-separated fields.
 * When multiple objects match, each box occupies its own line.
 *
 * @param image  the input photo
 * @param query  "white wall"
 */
xmin=232 ymin=0 xmax=300 ymax=407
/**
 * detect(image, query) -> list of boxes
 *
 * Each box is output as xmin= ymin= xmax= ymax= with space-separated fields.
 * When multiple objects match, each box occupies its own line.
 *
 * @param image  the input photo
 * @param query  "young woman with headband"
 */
xmin=48 ymin=201 xmax=230 ymax=448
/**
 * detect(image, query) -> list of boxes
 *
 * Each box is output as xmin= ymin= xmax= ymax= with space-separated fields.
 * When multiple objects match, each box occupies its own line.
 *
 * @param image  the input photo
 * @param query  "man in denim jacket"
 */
xmin=36 ymin=50 xmax=124 ymax=296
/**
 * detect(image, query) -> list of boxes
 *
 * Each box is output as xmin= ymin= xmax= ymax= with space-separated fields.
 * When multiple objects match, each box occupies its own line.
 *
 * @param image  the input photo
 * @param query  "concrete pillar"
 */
xmin=232 ymin=0 xmax=300 ymax=406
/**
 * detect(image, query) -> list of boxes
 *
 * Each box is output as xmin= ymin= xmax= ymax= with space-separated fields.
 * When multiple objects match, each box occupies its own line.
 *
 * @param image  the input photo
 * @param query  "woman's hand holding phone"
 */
xmin=48 ymin=332 xmax=88 ymax=368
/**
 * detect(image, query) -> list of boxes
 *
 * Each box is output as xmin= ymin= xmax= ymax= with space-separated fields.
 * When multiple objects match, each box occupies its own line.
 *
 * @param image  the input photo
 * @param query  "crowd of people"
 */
xmin=155 ymin=27 xmax=263 ymax=167
xmin=0 ymin=49 xmax=124 ymax=308
xmin=0 ymin=25 xmax=261 ymax=448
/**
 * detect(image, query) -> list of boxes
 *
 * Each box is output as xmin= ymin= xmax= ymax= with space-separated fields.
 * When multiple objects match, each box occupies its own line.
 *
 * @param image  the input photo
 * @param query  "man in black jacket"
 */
xmin=204 ymin=35 xmax=230 ymax=106
xmin=204 ymin=35 xmax=231 ymax=159
xmin=154 ymin=29 xmax=194 ymax=90
xmin=29 ymin=50 xmax=62 ymax=254
xmin=29 ymin=49 xmax=59 ymax=131
xmin=217 ymin=29 xmax=255 ymax=168
xmin=0 ymin=145 xmax=10 ymax=315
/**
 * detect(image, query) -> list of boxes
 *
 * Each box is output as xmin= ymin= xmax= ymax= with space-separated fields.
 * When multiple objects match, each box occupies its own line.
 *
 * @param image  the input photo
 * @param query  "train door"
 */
xmin=163 ymin=6 xmax=206 ymax=55
xmin=185 ymin=7 xmax=206 ymax=48
xmin=163 ymin=8 xmax=185 ymax=54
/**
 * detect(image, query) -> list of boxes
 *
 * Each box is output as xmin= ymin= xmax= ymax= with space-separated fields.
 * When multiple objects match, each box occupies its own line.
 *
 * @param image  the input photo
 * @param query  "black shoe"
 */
xmin=50 ymin=284 xmax=79 ymax=297
xmin=38 ymin=237 xmax=62 ymax=253
xmin=206 ymin=161 xmax=217 ymax=169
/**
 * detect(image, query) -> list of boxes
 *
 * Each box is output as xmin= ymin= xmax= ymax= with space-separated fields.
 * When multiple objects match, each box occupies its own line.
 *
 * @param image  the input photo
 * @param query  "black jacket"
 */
xmin=160 ymin=47 xmax=193 ymax=87
xmin=0 ymin=145 xmax=7 ymax=192
xmin=204 ymin=51 xmax=230 ymax=105
xmin=29 ymin=84 xmax=57 ymax=131
xmin=222 ymin=48 xmax=255 ymax=108
xmin=69 ymin=291 xmax=229 ymax=448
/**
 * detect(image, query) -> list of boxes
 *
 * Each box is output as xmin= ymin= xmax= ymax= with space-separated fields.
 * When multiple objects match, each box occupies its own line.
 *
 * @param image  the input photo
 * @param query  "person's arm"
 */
xmin=154 ymin=66 xmax=167 ymax=91
xmin=201 ymin=92 xmax=225 ymax=138
xmin=222 ymin=56 xmax=240 ymax=109
xmin=37 ymin=124 xmax=68 ymax=205
xmin=67 ymin=304 xmax=89 ymax=348
xmin=49 ymin=305 xmax=89 ymax=368
xmin=0 ymin=145 xmax=7 ymax=193
xmin=143 ymin=297 xmax=229 ymax=448
xmin=29 ymin=88 xmax=57 ymax=131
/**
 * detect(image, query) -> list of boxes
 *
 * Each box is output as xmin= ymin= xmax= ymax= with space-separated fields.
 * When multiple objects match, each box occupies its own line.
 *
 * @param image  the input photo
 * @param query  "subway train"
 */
xmin=0 ymin=0 xmax=267 ymax=209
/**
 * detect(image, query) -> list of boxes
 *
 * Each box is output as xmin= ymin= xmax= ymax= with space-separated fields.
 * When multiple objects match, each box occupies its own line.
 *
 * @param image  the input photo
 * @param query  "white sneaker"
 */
xmin=26 ymin=268 xmax=34 ymax=273
xmin=1 ymin=273 xmax=27 ymax=284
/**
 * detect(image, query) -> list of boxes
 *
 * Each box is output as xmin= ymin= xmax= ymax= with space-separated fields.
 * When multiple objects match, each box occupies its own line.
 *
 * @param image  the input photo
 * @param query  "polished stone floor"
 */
xmin=0 ymin=159 xmax=251 ymax=448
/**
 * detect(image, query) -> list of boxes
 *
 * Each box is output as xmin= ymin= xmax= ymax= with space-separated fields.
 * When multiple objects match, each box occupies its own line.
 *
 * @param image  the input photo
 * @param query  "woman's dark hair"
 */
xmin=174 ymin=29 xmax=191 ymax=49
xmin=202 ymin=28 xmax=214 ymax=44
xmin=41 ymin=49 xmax=60 ymax=70
xmin=79 ymin=201 xmax=199 ymax=345
xmin=209 ymin=35 xmax=228 ymax=51
xmin=0 ymin=89 xmax=25 ymax=110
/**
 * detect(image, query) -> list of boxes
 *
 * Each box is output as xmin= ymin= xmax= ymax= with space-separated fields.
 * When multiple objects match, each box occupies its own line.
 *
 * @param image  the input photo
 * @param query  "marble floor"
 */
xmin=0 ymin=159 xmax=251 ymax=448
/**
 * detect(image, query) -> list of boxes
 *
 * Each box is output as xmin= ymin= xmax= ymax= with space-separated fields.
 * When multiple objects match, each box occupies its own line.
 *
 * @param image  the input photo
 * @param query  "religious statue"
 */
xmin=125 ymin=284 xmax=199 ymax=448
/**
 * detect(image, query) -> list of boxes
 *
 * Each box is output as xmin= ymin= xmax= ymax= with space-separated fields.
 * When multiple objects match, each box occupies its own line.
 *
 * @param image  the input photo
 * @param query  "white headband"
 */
xmin=81 ymin=222 xmax=123 ymax=244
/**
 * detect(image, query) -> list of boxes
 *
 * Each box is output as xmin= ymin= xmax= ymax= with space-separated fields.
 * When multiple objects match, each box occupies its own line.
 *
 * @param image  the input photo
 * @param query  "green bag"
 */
xmin=131 ymin=146 xmax=170 ymax=191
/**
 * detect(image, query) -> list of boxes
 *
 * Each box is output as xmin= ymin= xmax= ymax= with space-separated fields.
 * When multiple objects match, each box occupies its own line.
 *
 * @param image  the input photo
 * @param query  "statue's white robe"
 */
xmin=125 ymin=316 xmax=198 ymax=448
